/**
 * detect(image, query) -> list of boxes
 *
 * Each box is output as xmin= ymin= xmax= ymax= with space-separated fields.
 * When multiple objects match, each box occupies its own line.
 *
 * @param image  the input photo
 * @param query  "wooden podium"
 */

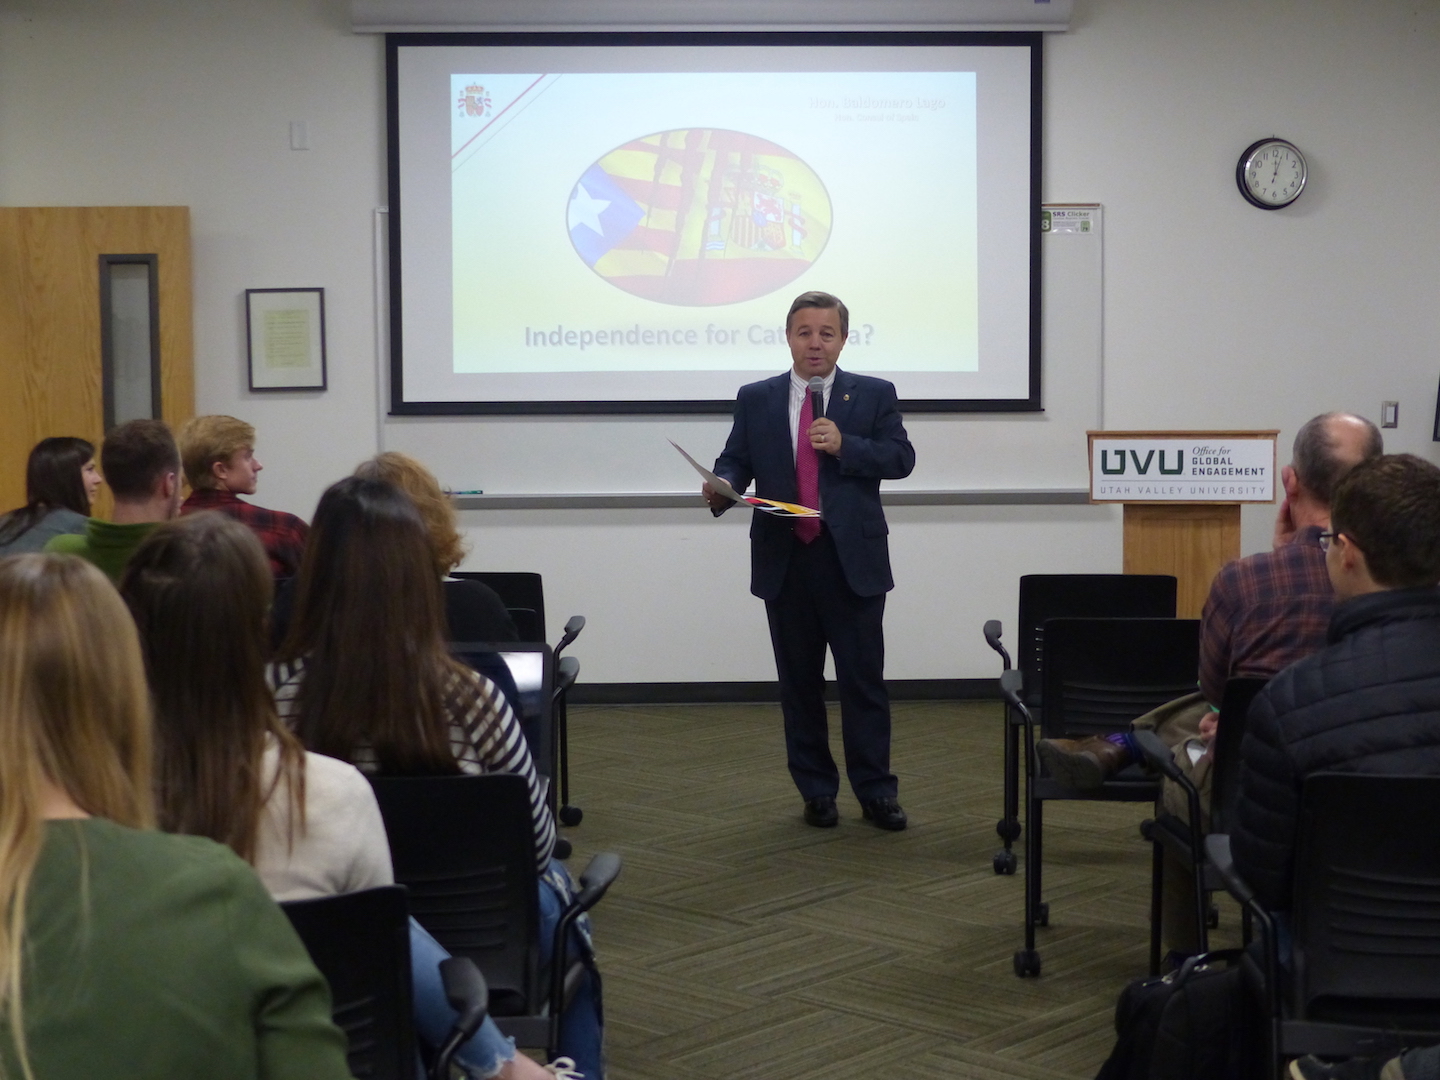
xmin=1089 ymin=431 xmax=1279 ymax=618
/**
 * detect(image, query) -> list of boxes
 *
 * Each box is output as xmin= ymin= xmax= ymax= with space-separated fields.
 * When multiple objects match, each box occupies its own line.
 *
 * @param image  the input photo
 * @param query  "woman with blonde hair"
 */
xmin=0 ymin=553 xmax=349 ymax=1080
xmin=355 ymin=451 xmax=517 ymax=643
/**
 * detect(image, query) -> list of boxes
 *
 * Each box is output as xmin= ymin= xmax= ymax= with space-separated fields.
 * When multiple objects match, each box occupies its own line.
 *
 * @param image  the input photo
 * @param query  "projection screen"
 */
xmin=387 ymin=32 xmax=1041 ymax=414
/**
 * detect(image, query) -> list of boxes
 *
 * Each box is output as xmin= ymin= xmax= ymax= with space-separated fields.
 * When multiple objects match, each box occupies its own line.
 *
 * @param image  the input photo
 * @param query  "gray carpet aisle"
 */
xmin=555 ymin=701 xmax=1241 ymax=1080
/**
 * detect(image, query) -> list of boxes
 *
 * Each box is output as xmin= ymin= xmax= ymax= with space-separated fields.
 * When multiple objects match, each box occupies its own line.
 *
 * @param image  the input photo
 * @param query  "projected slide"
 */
xmin=392 ymin=38 xmax=1038 ymax=411
xmin=451 ymin=71 xmax=975 ymax=377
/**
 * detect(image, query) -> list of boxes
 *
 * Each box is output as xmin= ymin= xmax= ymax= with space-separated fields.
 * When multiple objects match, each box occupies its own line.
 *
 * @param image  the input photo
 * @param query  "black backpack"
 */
xmin=1096 ymin=951 xmax=1253 ymax=1080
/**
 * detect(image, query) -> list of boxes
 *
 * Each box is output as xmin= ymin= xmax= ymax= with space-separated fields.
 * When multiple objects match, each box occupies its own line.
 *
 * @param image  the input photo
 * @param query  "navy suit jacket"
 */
xmin=712 ymin=368 xmax=915 ymax=601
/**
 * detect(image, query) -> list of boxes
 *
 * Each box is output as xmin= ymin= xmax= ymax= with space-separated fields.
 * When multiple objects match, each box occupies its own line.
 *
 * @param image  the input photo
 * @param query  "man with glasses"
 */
xmin=1233 ymin=452 xmax=1440 ymax=917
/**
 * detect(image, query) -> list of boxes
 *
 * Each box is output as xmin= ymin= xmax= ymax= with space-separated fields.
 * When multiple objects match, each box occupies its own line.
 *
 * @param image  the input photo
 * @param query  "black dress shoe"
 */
xmin=861 ymin=797 xmax=908 ymax=831
xmin=803 ymin=796 xmax=839 ymax=828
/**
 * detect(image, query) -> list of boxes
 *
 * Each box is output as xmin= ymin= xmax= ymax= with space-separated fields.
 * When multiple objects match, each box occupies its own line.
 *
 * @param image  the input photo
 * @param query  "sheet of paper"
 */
xmin=670 ymin=439 xmax=743 ymax=503
xmin=669 ymin=439 xmax=821 ymax=518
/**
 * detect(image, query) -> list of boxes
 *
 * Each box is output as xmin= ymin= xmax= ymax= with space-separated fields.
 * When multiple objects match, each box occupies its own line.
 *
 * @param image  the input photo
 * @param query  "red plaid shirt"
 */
xmin=181 ymin=488 xmax=309 ymax=579
xmin=1198 ymin=525 xmax=1333 ymax=707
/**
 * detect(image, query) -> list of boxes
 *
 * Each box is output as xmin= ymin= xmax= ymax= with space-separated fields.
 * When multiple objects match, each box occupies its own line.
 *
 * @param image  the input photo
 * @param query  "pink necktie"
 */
xmin=795 ymin=389 xmax=821 ymax=544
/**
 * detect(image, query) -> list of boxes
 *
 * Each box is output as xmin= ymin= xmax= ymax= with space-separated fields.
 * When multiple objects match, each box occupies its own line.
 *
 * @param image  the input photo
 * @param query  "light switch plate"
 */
xmin=1381 ymin=401 xmax=1399 ymax=428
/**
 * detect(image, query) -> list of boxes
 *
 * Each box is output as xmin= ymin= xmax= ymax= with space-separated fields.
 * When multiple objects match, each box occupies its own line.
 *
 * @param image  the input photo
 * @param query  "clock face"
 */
xmin=1238 ymin=139 xmax=1307 ymax=209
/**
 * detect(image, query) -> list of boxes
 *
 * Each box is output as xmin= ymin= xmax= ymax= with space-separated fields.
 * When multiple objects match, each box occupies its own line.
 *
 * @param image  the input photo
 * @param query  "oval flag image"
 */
xmin=566 ymin=128 xmax=832 ymax=307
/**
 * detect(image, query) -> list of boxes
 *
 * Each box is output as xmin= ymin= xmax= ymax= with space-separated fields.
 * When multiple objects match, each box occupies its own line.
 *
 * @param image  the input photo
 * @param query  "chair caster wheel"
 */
xmin=995 ymin=818 xmax=1021 ymax=844
xmin=1013 ymin=949 xmax=1041 ymax=978
xmin=554 ymin=837 xmax=573 ymax=860
xmin=559 ymin=805 xmax=583 ymax=827
xmin=1031 ymin=902 xmax=1049 ymax=928
xmin=1207 ymin=904 xmax=1220 ymax=930
xmin=993 ymin=850 xmax=1017 ymax=875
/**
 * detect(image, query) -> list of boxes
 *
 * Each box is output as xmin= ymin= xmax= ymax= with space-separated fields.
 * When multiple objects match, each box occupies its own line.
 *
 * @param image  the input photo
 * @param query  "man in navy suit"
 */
xmin=705 ymin=291 xmax=916 ymax=830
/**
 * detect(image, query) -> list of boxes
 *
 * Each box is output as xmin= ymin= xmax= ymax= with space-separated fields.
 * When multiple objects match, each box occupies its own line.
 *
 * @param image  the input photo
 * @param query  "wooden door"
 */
xmin=0 ymin=206 xmax=194 ymax=516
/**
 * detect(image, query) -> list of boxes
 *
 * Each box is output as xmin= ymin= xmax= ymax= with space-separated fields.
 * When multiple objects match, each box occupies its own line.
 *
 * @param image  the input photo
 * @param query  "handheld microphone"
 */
xmin=808 ymin=376 xmax=825 ymax=422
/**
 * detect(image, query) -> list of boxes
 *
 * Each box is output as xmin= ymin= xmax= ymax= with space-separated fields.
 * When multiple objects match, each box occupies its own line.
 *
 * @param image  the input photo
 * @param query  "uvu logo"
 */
xmin=1100 ymin=449 xmax=1184 ymax=476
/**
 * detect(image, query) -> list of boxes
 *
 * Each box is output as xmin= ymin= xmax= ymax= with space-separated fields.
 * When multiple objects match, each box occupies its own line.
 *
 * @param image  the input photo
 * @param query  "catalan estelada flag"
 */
xmin=566 ymin=128 xmax=832 ymax=307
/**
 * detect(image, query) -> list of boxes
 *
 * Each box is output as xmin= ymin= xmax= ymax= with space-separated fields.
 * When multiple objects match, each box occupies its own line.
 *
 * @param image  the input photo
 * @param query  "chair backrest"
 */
xmin=449 ymin=642 xmax=555 ymax=777
xmin=281 ymin=885 xmax=417 ymax=1080
xmin=452 ymin=572 xmax=546 ymax=642
xmin=1292 ymin=772 xmax=1440 ymax=1024
xmin=1208 ymin=676 xmax=1268 ymax=834
xmin=368 ymin=774 xmax=541 ymax=1016
xmin=1040 ymin=616 xmax=1199 ymax=739
xmin=1017 ymin=575 xmax=1177 ymax=700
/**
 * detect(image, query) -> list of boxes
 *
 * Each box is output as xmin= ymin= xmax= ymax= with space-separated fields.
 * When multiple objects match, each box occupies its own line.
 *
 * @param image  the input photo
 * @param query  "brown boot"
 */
xmin=1036 ymin=735 xmax=1132 ymax=789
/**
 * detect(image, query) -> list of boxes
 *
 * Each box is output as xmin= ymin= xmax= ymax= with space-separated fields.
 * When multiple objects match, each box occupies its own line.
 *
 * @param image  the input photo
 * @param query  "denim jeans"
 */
xmin=410 ymin=918 xmax=516 ymax=1078
xmin=409 ymin=859 xmax=605 ymax=1080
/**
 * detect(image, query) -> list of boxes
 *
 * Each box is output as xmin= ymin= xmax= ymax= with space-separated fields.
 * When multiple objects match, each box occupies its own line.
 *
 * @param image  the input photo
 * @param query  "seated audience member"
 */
xmin=1038 ymin=412 xmax=1382 ymax=958
xmin=178 ymin=414 xmax=308 ymax=578
xmin=270 ymin=477 xmax=604 ymax=1080
xmin=44 ymin=419 xmax=181 ymax=579
xmin=0 ymin=437 xmax=101 ymax=556
xmin=356 ymin=451 xmax=519 ymax=642
xmin=120 ymin=512 xmax=561 ymax=1080
xmin=1232 ymin=453 xmax=1440 ymax=913
xmin=0 ymin=553 xmax=350 ymax=1080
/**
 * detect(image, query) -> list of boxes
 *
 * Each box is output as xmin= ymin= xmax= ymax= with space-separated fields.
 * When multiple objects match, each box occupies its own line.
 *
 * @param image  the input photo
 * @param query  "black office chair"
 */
xmin=368 ymin=773 xmax=621 ymax=1062
xmin=1207 ymin=774 xmax=1440 ymax=1079
xmin=1134 ymin=676 xmax=1268 ymax=973
xmin=453 ymin=571 xmax=587 ymax=828
xmin=1001 ymin=615 xmax=1199 ymax=977
xmin=281 ymin=884 xmax=489 ymax=1080
xmin=983 ymin=574 xmax=1177 ymax=875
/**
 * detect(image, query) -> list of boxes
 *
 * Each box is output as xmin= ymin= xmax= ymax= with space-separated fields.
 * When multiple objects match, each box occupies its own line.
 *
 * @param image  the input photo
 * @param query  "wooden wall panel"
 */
xmin=0 ymin=207 xmax=193 ymax=516
xmin=1122 ymin=503 xmax=1242 ymax=619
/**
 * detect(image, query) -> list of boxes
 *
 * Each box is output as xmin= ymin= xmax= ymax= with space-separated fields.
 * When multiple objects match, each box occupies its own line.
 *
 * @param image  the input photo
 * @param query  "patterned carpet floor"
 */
xmin=553 ymin=700 xmax=1243 ymax=1079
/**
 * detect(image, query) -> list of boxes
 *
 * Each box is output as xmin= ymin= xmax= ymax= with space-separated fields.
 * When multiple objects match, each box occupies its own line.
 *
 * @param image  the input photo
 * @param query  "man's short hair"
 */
xmin=101 ymin=419 xmax=179 ymax=500
xmin=786 ymin=291 xmax=849 ymax=338
xmin=1331 ymin=454 xmax=1440 ymax=589
xmin=178 ymin=415 xmax=255 ymax=490
xmin=1292 ymin=412 xmax=1383 ymax=504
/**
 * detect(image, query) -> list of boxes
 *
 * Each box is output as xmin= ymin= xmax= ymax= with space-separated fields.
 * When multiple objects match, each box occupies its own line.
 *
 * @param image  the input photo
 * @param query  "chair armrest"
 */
xmin=547 ymin=852 xmax=623 ymax=1018
xmin=999 ymin=667 xmax=1023 ymax=704
xmin=431 ymin=958 xmax=489 ymax=1080
xmin=983 ymin=619 xmax=1012 ymax=671
xmin=574 ymin=852 xmax=622 ymax=911
xmin=1204 ymin=834 xmax=1253 ymax=905
xmin=555 ymin=615 xmax=586 ymax=657
xmin=440 ymin=957 xmax=488 ymax=1034
xmin=555 ymin=655 xmax=580 ymax=696
xmin=1132 ymin=729 xmax=1185 ymax=783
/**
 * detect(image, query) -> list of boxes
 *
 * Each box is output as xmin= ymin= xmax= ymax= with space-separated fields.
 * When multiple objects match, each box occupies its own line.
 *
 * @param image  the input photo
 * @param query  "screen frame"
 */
xmin=386 ymin=30 xmax=1043 ymax=416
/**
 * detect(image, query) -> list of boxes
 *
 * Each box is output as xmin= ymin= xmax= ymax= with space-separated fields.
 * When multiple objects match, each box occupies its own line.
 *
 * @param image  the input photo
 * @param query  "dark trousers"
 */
xmin=763 ymin=528 xmax=896 ymax=803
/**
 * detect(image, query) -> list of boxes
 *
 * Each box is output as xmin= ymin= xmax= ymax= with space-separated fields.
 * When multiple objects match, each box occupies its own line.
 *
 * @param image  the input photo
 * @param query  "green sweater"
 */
xmin=43 ymin=519 xmax=159 ymax=581
xmin=0 ymin=818 xmax=351 ymax=1080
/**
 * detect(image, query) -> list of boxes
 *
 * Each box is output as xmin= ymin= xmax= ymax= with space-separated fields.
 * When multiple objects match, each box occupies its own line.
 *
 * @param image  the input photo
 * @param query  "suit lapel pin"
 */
xmin=844 ymin=394 xmax=850 ymax=401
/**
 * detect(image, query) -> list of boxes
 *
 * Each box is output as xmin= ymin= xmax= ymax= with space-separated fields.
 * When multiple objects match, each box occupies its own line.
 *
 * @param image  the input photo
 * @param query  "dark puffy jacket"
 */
xmin=1231 ymin=586 xmax=1440 ymax=911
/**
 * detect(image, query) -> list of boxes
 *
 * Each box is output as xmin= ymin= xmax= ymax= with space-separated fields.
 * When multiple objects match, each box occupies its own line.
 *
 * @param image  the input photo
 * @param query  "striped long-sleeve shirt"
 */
xmin=267 ymin=658 xmax=556 ymax=871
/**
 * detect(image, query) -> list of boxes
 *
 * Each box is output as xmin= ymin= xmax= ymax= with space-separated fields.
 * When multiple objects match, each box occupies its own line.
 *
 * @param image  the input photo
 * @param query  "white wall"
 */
xmin=2 ymin=0 xmax=1437 ymax=684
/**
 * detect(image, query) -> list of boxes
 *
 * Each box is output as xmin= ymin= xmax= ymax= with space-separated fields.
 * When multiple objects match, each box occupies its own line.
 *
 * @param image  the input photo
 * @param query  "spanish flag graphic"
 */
xmin=567 ymin=128 xmax=832 ymax=307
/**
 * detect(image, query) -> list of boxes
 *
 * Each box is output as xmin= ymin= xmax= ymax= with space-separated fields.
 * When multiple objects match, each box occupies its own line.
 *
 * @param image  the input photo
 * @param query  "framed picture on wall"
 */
xmin=246 ymin=287 xmax=327 ymax=391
